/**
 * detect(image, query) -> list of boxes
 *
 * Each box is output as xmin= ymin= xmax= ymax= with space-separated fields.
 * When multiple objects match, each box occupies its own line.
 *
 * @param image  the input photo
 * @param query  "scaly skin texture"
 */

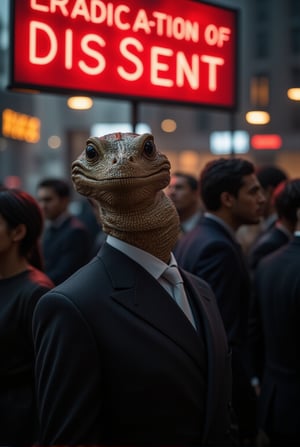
xmin=71 ymin=132 xmax=180 ymax=263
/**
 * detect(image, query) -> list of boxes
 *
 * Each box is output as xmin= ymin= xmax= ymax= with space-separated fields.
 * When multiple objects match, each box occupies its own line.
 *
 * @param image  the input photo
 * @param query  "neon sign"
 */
xmin=2 ymin=108 xmax=41 ymax=143
xmin=10 ymin=0 xmax=238 ymax=108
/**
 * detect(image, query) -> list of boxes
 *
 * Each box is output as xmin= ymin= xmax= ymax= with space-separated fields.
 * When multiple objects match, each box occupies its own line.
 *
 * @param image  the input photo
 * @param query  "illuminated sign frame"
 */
xmin=9 ymin=0 xmax=238 ymax=109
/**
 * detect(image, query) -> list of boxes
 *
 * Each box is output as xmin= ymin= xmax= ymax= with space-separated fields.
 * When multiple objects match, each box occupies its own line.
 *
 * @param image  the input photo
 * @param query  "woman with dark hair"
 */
xmin=0 ymin=188 xmax=54 ymax=446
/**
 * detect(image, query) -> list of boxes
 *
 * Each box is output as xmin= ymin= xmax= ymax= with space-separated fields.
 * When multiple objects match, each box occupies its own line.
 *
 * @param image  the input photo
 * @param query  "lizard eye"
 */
xmin=143 ymin=140 xmax=156 ymax=159
xmin=85 ymin=144 xmax=98 ymax=160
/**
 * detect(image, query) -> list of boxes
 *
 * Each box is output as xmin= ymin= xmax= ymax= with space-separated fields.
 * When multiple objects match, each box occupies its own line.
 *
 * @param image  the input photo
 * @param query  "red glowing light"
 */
xmin=10 ymin=0 xmax=238 ymax=108
xmin=251 ymin=134 xmax=282 ymax=150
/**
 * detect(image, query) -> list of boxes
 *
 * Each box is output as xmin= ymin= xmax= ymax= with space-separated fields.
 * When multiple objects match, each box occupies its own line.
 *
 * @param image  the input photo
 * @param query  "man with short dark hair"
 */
xmin=175 ymin=157 xmax=266 ymax=445
xmin=37 ymin=178 xmax=91 ymax=285
xmin=166 ymin=172 xmax=202 ymax=234
xmin=237 ymin=165 xmax=288 ymax=253
xmin=248 ymin=178 xmax=298 ymax=271
xmin=256 ymin=165 xmax=288 ymax=226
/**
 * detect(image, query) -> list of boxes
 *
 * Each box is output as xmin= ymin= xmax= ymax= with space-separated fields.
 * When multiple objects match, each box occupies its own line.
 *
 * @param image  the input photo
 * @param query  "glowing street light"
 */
xmin=287 ymin=88 xmax=300 ymax=101
xmin=67 ymin=96 xmax=93 ymax=110
xmin=245 ymin=110 xmax=270 ymax=125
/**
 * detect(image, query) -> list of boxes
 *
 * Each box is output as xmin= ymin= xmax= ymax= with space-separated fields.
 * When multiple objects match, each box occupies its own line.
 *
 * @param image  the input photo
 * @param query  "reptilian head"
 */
xmin=72 ymin=132 xmax=171 ymax=210
xmin=72 ymin=132 xmax=180 ymax=261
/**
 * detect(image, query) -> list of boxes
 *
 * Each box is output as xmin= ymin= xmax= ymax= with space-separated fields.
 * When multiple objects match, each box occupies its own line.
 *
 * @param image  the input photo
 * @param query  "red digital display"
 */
xmin=10 ymin=0 xmax=238 ymax=108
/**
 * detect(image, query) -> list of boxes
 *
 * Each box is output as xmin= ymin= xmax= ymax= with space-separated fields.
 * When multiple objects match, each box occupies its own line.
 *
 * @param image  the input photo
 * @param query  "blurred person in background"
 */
xmin=166 ymin=172 xmax=203 ymax=236
xmin=256 ymin=166 xmax=289 ymax=229
xmin=84 ymin=197 xmax=107 ymax=257
xmin=237 ymin=165 xmax=288 ymax=254
xmin=248 ymin=178 xmax=298 ymax=272
xmin=174 ymin=158 xmax=266 ymax=445
xmin=252 ymin=178 xmax=300 ymax=446
xmin=73 ymin=196 xmax=103 ymax=246
xmin=37 ymin=178 xmax=91 ymax=285
xmin=0 ymin=188 xmax=54 ymax=446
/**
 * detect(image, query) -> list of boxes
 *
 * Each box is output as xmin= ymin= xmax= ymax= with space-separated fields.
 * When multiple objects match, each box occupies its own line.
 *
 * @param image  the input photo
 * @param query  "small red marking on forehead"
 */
xmin=115 ymin=132 xmax=122 ymax=140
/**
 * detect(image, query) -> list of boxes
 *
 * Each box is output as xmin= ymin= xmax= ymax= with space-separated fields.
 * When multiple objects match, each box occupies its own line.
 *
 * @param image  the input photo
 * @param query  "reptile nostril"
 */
xmin=129 ymin=156 xmax=134 ymax=162
xmin=112 ymin=158 xmax=117 ymax=164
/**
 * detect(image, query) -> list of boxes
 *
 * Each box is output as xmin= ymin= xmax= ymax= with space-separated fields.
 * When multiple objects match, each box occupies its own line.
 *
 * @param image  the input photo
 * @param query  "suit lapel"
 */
xmin=99 ymin=243 xmax=204 ymax=369
xmin=181 ymin=270 xmax=228 ymax=443
xmin=100 ymin=243 xmax=230 ymax=442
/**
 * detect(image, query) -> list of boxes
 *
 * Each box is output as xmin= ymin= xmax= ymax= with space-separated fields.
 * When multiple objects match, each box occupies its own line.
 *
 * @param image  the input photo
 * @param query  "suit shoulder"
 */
xmin=255 ymin=243 xmax=288 ymax=275
xmin=177 ymin=222 xmax=230 ymax=251
xmin=45 ymin=257 xmax=107 ymax=299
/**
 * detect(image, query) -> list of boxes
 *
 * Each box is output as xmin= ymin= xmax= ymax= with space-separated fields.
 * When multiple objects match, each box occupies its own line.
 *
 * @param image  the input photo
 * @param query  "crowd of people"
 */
xmin=0 ymin=133 xmax=299 ymax=447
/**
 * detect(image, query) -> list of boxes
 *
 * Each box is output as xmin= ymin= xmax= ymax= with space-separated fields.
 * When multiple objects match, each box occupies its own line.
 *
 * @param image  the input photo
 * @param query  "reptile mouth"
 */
xmin=72 ymin=164 xmax=170 ymax=183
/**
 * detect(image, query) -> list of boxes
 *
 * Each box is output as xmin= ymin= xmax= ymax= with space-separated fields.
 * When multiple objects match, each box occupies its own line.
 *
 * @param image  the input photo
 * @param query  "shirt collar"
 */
xmin=106 ymin=235 xmax=176 ymax=280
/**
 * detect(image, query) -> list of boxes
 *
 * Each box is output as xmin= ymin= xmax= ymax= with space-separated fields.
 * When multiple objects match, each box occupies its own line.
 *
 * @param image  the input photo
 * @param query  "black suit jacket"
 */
xmin=33 ymin=243 xmax=233 ymax=446
xmin=174 ymin=216 xmax=251 ymax=348
xmin=253 ymin=236 xmax=300 ymax=436
xmin=42 ymin=215 xmax=91 ymax=285
xmin=174 ymin=217 xmax=257 ymax=440
xmin=248 ymin=225 xmax=290 ymax=271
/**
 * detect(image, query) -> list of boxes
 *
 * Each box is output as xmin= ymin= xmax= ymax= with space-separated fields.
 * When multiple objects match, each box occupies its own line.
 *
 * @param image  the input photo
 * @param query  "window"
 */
xmin=255 ymin=31 xmax=269 ymax=59
xmin=250 ymin=74 xmax=270 ymax=107
xmin=195 ymin=111 xmax=210 ymax=131
xmin=291 ymin=67 xmax=300 ymax=84
xmin=255 ymin=0 xmax=270 ymax=22
xmin=289 ymin=0 xmax=300 ymax=18
xmin=290 ymin=27 xmax=300 ymax=54
xmin=290 ymin=106 xmax=300 ymax=130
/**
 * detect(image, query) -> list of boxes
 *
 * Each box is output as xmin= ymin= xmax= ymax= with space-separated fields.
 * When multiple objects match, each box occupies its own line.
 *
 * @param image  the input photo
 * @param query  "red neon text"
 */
xmin=12 ymin=0 xmax=237 ymax=107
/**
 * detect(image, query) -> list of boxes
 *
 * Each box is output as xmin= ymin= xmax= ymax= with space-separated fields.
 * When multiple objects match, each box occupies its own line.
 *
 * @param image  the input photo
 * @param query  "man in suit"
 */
xmin=252 ymin=178 xmax=300 ymax=446
xmin=255 ymin=165 xmax=288 ymax=230
xmin=237 ymin=165 xmax=288 ymax=254
xmin=166 ymin=171 xmax=203 ymax=234
xmin=33 ymin=132 xmax=234 ymax=446
xmin=174 ymin=157 xmax=266 ymax=445
xmin=37 ymin=178 xmax=91 ymax=285
xmin=248 ymin=178 xmax=297 ymax=272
